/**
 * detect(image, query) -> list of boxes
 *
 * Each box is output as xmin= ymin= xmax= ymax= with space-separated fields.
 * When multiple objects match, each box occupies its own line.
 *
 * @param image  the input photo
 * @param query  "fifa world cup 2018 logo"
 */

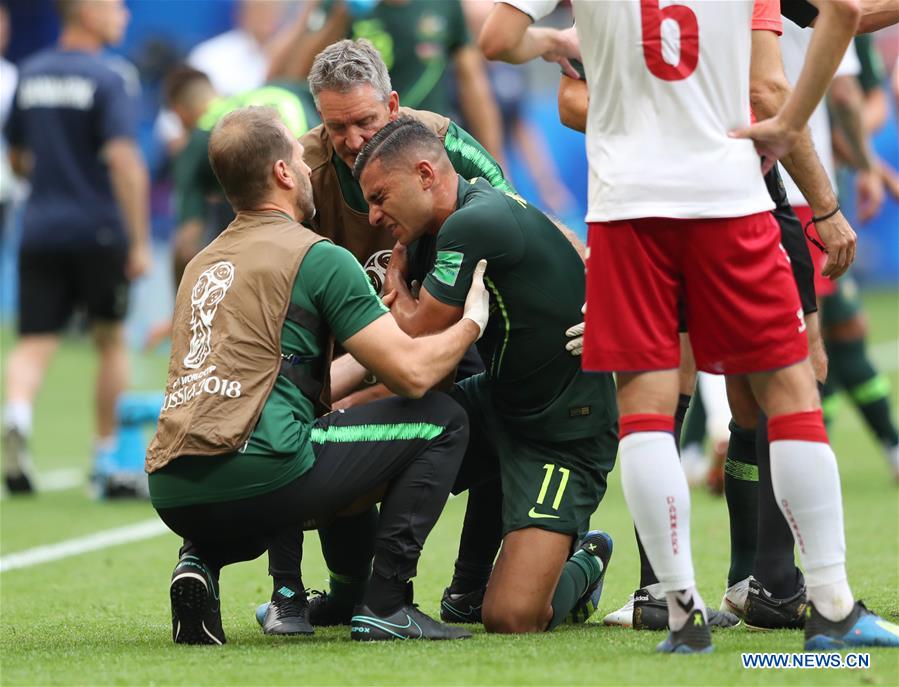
xmin=183 ymin=261 xmax=236 ymax=369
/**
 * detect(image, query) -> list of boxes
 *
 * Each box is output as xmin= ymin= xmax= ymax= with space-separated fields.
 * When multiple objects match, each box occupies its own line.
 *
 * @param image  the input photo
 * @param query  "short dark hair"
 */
xmin=208 ymin=106 xmax=294 ymax=210
xmin=353 ymin=117 xmax=444 ymax=181
xmin=55 ymin=0 xmax=84 ymax=23
xmin=163 ymin=64 xmax=212 ymax=108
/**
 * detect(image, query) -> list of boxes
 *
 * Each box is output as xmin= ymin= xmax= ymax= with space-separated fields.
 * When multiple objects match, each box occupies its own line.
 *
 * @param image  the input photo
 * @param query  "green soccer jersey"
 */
xmin=350 ymin=0 xmax=469 ymax=115
xmin=418 ymin=176 xmax=617 ymax=440
xmin=173 ymin=82 xmax=320 ymax=224
xmin=149 ymin=241 xmax=388 ymax=508
xmin=330 ymin=120 xmax=513 ymax=214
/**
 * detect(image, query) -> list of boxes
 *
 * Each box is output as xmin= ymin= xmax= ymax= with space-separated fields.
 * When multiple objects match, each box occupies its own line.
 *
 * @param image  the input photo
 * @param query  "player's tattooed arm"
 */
xmin=732 ymin=0 xmax=860 ymax=171
xmin=748 ymin=26 xmax=856 ymax=279
xmin=828 ymin=74 xmax=885 ymax=222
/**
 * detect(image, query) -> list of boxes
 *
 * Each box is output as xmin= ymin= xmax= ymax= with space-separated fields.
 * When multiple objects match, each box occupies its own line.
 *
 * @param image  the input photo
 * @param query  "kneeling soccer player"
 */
xmin=146 ymin=106 xmax=491 ymax=644
xmin=355 ymin=117 xmax=617 ymax=634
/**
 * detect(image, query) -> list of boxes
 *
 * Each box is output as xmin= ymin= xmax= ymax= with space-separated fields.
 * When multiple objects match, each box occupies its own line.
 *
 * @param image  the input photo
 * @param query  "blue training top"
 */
xmin=4 ymin=48 xmax=138 ymax=250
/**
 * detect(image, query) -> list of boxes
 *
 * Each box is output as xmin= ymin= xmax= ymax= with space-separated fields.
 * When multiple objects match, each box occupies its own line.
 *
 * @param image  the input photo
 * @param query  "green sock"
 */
xmin=547 ymin=549 xmax=601 ymax=631
xmin=319 ymin=507 xmax=377 ymax=608
xmin=724 ymin=422 xmax=759 ymax=587
xmin=828 ymin=338 xmax=899 ymax=446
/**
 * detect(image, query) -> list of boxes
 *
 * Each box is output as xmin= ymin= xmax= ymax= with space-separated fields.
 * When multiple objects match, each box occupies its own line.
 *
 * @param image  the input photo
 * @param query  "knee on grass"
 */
xmin=482 ymin=600 xmax=550 ymax=634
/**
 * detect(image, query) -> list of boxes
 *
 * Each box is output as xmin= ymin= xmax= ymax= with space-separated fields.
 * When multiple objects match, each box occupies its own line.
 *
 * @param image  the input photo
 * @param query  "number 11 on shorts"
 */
xmin=529 ymin=463 xmax=570 ymax=519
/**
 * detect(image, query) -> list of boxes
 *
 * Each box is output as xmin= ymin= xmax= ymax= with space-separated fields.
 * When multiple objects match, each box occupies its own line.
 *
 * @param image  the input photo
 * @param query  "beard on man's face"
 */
xmin=290 ymin=163 xmax=316 ymax=221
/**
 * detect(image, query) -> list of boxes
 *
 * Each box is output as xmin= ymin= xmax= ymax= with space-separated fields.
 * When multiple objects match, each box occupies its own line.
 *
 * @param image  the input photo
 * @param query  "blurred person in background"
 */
xmin=143 ymin=64 xmax=320 ymax=350
xmin=273 ymin=0 xmax=504 ymax=162
xmin=459 ymin=0 xmax=574 ymax=219
xmin=847 ymin=33 xmax=899 ymax=199
xmin=155 ymin=1 xmax=316 ymax=157
xmin=894 ymin=55 xmax=899 ymax=110
xmin=0 ymin=3 xmax=17 ymax=231
xmin=186 ymin=0 xmax=285 ymax=97
xmin=2 ymin=0 xmax=150 ymax=496
xmin=163 ymin=65 xmax=319 ymax=287
xmin=779 ymin=22 xmax=899 ymax=482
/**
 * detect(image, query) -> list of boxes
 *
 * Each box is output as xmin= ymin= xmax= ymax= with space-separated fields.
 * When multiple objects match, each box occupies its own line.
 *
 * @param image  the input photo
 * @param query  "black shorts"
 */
xmin=17 ymin=246 xmax=129 ymax=335
xmin=156 ymin=392 xmax=468 ymax=580
xmin=765 ymin=166 xmax=817 ymax=316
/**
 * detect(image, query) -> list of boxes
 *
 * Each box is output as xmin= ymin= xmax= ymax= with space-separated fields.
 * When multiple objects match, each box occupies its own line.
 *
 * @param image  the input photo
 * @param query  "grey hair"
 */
xmin=308 ymin=39 xmax=392 ymax=107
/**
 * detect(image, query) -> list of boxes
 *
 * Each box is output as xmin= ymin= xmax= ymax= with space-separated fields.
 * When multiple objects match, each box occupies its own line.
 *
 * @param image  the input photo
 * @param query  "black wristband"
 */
xmin=803 ymin=203 xmax=840 ymax=254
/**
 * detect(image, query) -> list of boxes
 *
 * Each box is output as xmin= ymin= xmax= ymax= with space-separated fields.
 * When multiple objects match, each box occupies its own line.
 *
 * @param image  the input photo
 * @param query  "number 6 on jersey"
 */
xmin=640 ymin=0 xmax=699 ymax=81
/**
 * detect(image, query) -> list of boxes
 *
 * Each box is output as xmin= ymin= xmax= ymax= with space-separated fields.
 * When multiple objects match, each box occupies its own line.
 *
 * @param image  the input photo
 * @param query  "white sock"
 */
xmin=666 ymin=588 xmax=707 ymax=631
xmin=770 ymin=439 xmax=855 ymax=621
xmin=3 ymin=401 xmax=33 ymax=436
xmin=620 ymin=432 xmax=697 ymax=602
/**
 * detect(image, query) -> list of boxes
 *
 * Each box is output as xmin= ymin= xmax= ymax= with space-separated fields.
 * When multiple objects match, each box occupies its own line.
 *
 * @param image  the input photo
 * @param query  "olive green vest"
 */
xmin=146 ymin=211 xmax=332 ymax=473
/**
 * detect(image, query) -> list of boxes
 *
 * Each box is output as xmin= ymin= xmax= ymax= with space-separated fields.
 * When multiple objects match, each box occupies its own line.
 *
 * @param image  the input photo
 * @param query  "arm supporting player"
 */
xmin=343 ymin=260 xmax=488 ymax=398
xmin=104 ymin=137 xmax=151 ymax=279
xmin=749 ymin=28 xmax=856 ymax=278
xmin=329 ymin=353 xmax=371 ymax=402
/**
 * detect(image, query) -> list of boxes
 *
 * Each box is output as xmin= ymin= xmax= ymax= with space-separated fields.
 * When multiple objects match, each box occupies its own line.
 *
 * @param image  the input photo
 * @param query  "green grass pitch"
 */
xmin=1 ymin=291 xmax=897 ymax=685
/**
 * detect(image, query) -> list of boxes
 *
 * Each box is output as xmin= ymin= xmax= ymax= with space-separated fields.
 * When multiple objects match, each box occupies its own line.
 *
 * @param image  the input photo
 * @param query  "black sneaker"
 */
xmin=633 ymin=587 xmax=669 ymax=630
xmin=634 ymin=587 xmax=739 ymax=631
xmin=308 ymin=590 xmax=355 ymax=626
xmin=170 ymin=555 xmax=226 ymax=645
xmin=3 ymin=428 xmax=35 ymax=494
xmin=656 ymin=609 xmax=714 ymax=654
xmin=260 ymin=586 xmax=313 ymax=636
xmin=351 ymin=603 xmax=473 ymax=641
xmin=440 ymin=586 xmax=485 ymax=624
xmin=255 ymin=590 xmax=355 ymax=628
xmin=566 ymin=530 xmax=613 ymax=624
xmin=708 ymin=608 xmax=741 ymax=629
xmin=745 ymin=576 xmax=807 ymax=630
xmin=104 ymin=471 xmax=150 ymax=500
xmin=805 ymin=600 xmax=899 ymax=650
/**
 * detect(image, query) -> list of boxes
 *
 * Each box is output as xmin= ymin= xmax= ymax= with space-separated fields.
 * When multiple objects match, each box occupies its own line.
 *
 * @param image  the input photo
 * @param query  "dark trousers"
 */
xmin=157 ymin=392 xmax=469 ymax=582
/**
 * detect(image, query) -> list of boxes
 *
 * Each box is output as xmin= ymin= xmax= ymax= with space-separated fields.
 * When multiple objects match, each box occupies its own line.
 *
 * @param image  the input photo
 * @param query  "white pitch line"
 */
xmin=0 ymin=518 xmax=169 ymax=573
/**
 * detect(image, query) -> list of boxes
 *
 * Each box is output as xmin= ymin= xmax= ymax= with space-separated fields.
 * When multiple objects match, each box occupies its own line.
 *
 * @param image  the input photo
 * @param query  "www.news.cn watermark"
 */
xmin=741 ymin=653 xmax=871 ymax=670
